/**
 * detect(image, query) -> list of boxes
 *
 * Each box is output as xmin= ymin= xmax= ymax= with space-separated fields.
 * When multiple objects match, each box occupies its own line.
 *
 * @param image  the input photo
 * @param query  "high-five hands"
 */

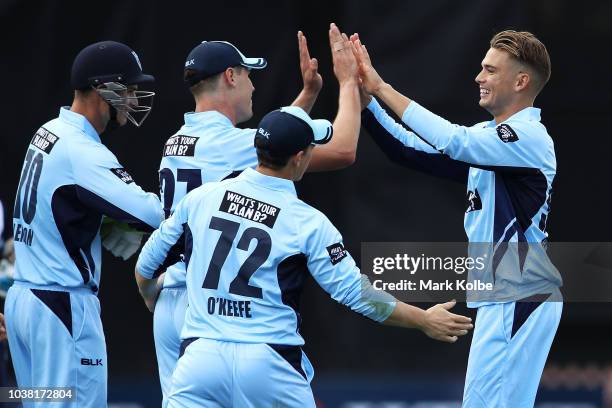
xmin=348 ymin=31 xmax=412 ymax=117
xmin=349 ymin=32 xmax=385 ymax=94
xmin=298 ymin=31 xmax=323 ymax=95
xmin=329 ymin=23 xmax=358 ymax=85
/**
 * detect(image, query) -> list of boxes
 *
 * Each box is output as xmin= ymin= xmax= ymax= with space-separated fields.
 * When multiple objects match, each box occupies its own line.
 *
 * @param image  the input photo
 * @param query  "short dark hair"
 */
xmin=184 ymin=69 xmax=222 ymax=95
xmin=254 ymin=137 xmax=291 ymax=170
xmin=490 ymin=30 xmax=551 ymax=94
xmin=184 ymin=65 xmax=247 ymax=96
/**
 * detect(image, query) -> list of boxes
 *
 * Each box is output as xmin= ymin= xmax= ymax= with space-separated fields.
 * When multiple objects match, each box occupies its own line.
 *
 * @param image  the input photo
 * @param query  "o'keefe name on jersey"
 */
xmin=207 ymin=296 xmax=252 ymax=318
xmin=163 ymin=135 xmax=199 ymax=157
xmin=219 ymin=191 xmax=280 ymax=228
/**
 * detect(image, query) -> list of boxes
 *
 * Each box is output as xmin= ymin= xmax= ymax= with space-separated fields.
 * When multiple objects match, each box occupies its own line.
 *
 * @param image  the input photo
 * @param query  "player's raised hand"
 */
xmin=357 ymin=78 xmax=372 ymax=110
xmin=422 ymin=300 xmax=473 ymax=343
xmin=348 ymin=33 xmax=373 ymax=110
xmin=350 ymin=33 xmax=385 ymax=94
xmin=329 ymin=23 xmax=358 ymax=84
xmin=298 ymin=31 xmax=323 ymax=95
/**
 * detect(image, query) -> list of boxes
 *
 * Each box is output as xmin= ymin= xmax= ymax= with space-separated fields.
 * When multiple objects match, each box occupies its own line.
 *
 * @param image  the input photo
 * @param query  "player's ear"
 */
xmin=515 ymin=71 xmax=530 ymax=92
xmin=291 ymin=151 xmax=303 ymax=167
xmin=290 ymin=150 xmax=305 ymax=175
xmin=224 ymin=67 xmax=238 ymax=87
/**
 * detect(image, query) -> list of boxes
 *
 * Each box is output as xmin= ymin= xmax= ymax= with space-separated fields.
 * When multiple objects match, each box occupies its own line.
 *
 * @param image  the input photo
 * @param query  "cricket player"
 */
xmin=352 ymin=31 xmax=563 ymax=407
xmin=5 ymin=41 xmax=163 ymax=407
xmin=151 ymin=23 xmax=364 ymax=406
xmin=136 ymin=106 xmax=473 ymax=407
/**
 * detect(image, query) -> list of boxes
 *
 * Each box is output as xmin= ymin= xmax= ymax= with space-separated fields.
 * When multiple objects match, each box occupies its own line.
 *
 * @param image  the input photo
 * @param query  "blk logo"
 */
xmin=257 ymin=128 xmax=270 ymax=138
xmin=81 ymin=358 xmax=103 ymax=366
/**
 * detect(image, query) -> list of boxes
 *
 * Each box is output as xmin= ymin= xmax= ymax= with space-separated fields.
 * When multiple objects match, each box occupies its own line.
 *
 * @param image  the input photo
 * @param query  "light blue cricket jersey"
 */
xmin=12 ymin=108 xmax=163 ymax=292
xmin=363 ymin=98 xmax=562 ymax=305
xmin=138 ymin=168 xmax=394 ymax=345
xmin=158 ymin=111 xmax=258 ymax=288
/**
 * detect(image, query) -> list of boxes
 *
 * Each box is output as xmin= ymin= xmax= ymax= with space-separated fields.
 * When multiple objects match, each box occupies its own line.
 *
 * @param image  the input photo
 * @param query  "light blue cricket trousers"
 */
xmin=463 ymin=292 xmax=563 ymax=407
xmin=5 ymin=282 xmax=107 ymax=408
xmin=168 ymin=337 xmax=316 ymax=408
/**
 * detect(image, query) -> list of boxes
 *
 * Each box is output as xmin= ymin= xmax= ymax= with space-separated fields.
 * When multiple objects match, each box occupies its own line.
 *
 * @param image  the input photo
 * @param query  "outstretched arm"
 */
xmin=352 ymin=34 xmax=547 ymax=172
xmin=290 ymin=31 xmax=323 ymax=114
xmin=302 ymin=212 xmax=472 ymax=343
xmin=361 ymin=97 xmax=469 ymax=183
xmin=308 ymin=23 xmax=361 ymax=171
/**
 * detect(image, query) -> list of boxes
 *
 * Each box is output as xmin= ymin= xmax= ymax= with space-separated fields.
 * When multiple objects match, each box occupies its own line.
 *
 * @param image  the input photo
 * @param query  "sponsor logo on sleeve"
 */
xmin=219 ymin=190 xmax=280 ymax=228
xmin=30 ymin=127 xmax=59 ymax=154
xmin=496 ymin=124 xmax=519 ymax=143
xmin=466 ymin=189 xmax=482 ymax=213
xmin=326 ymin=242 xmax=348 ymax=265
xmin=163 ymin=135 xmax=199 ymax=157
xmin=110 ymin=168 xmax=134 ymax=184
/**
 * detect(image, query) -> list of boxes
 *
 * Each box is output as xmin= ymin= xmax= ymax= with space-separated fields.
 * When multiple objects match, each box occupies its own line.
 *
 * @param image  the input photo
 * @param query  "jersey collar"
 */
xmin=239 ymin=168 xmax=296 ymax=195
xmin=59 ymin=107 xmax=100 ymax=143
xmin=184 ymin=110 xmax=233 ymax=128
xmin=488 ymin=106 xmax=542 ymax=127
xmin=509 ymin=106 xmax=541 ymax=122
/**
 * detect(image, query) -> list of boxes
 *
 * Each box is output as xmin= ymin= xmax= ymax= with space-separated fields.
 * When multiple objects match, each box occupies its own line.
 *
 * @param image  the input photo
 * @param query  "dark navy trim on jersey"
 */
xmin=74 ymin=185 xmax=155 ymax=233
xmin=502 ymin=172 xmax=549 ymax=232
xmin=151 ymin=229 xmax=186 ymax=279
xmin=362 ymin=110 xmax=469 ymax=183
xmin=267 ymin=344 xmax=306 ymax=380
xmin=277 ymin=254 xmax=308 ymax=333
xmin=52 ymin=184 xmax=155 ymax=286
xmin=183 ymin=223 xmax=193 ymax=269
xmin=178 ymin=337 xmax=198 ymax=359
xmin=491 ymin=170 xmax=548 ymax=282
xmin=475 ymin=164 xmax=542 ymax=175
xmin=222 ymin=170 xmax=244 ymax=181
xmin=491 ymin=219 xmax=528 ymax=283
xmin=31 ymin=289 xmax=73 ymax=336
xmin=52 ymin=186 xmax=103 ymax=286
xmin=511 ymin=293 xmax=551 ymax=338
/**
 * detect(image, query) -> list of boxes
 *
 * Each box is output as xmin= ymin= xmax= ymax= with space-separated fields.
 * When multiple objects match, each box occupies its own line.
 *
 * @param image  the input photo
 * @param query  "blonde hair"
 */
xmin=490 ymin=30 xmax=551 ymax=94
